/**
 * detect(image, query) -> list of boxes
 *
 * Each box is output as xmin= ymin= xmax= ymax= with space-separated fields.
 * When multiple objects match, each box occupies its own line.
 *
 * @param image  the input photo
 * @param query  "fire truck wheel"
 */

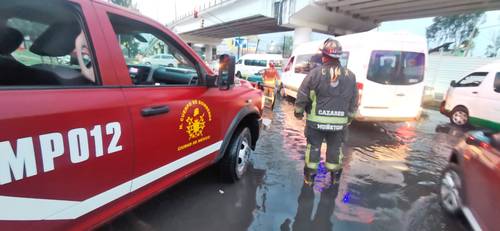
xmin=219 ymin=127 xmax=252 ymax=182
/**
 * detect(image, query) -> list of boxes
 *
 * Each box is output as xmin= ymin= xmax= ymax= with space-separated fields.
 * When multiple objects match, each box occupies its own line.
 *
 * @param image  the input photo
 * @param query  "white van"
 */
xmin=281 ymin=31 xmax=427 ymax=122
xmin=235 ymin=54 xmax=283 ymax=78
xmin=441 ymin=61 xmax=500 ymax=131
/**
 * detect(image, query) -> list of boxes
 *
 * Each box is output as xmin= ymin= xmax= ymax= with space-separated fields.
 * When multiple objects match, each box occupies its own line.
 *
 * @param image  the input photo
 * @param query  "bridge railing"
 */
xmin=171 ymin=0 xmax=233 ymax=23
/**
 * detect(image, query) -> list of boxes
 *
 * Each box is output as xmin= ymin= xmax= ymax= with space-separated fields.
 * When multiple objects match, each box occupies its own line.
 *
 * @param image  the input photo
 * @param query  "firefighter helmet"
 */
xmin=321 ymin=38 xmax=343 ymax=59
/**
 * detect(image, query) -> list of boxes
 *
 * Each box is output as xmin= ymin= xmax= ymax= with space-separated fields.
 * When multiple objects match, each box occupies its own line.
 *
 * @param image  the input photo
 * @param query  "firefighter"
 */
xmin=294 ymin=38 xmax=358 ymax=185
xmin=263 ymin=62 xmax=279 ymax=107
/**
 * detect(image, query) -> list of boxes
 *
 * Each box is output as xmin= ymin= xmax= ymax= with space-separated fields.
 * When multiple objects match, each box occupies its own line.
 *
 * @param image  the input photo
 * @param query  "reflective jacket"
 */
xmin=294 ymin=62 xmax=358 ymax=131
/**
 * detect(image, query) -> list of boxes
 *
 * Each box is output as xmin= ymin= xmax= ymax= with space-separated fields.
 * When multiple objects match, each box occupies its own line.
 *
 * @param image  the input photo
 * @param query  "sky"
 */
xmin=135 ymin=0 xmax=500 ymax=57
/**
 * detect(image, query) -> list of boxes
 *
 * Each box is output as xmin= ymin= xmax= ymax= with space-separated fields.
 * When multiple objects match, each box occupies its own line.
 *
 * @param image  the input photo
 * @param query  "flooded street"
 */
xmin=102 ymin=97 xmax=471 ymax=231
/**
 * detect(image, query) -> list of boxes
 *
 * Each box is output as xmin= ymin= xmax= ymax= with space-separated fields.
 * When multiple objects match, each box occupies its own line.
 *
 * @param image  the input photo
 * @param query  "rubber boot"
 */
xmin=331 ymin=169 xmax=343 ymax=185
xmin=304 ymin=167 xmax=317 ymax=186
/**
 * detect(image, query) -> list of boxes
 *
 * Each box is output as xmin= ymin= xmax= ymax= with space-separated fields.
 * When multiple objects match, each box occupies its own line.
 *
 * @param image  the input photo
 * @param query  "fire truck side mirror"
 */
xmin=218 ymin=54 xmax=235 ymax=90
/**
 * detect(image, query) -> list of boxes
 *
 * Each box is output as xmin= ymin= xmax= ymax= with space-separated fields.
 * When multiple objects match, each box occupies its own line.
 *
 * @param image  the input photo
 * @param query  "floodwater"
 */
xmin=101 ymin=97 xmax=471 ymax=231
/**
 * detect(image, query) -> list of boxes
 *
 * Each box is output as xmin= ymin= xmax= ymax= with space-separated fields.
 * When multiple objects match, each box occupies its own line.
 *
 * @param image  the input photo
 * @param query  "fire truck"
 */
xmin=0 ymin=0 xmax=263 ymax=230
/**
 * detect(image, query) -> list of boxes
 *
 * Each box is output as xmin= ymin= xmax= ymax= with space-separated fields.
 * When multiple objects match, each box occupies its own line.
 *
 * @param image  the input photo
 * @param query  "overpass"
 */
xmin=169 ymin=0 xmax=500 ymax=58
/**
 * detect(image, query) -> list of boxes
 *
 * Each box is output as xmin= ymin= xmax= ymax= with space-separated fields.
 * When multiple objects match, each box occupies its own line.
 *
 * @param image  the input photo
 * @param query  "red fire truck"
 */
xmin=0 ymin=0 xmax=263 ymax=230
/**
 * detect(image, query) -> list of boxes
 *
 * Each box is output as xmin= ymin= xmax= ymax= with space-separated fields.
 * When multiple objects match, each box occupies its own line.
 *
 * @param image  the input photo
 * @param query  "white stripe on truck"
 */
xmin=0 ymin=141 xmax=222 ymax=221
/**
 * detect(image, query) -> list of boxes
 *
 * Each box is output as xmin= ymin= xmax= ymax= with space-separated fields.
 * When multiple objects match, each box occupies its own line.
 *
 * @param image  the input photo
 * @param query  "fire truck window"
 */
xmin=108 ymin=14 xmax=200 ymax=86
xmin=0 ymin=1 xmax=99 ymax=87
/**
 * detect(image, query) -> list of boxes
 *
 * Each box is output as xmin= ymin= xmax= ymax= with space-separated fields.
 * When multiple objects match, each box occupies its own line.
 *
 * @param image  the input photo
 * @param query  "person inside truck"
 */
xmin=0 ymin=12 xmax=96 ymax=86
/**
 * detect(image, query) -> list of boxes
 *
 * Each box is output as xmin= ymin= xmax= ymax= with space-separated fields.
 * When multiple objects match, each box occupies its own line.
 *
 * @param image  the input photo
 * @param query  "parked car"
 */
xmin=441 ymin=61 xmax=500 ymax=132
xmin=281 ymin=32 xmax=427 ymax=122
xmin=235 ymin=53 xmax=283 ymax=78
xmin=0 ymin=1 xmax=263 ymax=230
xmin=142 ymin=53 xmax=178 ymax=67
xmin=440 ymin=130 xmax=500 ymax=231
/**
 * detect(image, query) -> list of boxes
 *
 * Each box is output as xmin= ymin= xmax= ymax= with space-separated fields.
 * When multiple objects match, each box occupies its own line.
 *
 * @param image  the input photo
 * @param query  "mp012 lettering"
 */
xmin=0 ymin=122 xmax=123 ymax=185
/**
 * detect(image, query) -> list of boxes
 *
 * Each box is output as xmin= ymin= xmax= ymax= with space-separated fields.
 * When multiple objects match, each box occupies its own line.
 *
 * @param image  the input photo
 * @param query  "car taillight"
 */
xmin=480 ymin=142 xmax=491 ymax=149
xmin=356 ymin=82 xmax=363 ymax=106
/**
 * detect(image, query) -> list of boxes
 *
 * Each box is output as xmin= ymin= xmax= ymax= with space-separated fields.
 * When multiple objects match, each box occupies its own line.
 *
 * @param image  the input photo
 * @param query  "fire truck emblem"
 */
xmin=177 ymin=100 xmax=213 ymax=151
xmin=185 ymin=108 xmax=206 ymax=139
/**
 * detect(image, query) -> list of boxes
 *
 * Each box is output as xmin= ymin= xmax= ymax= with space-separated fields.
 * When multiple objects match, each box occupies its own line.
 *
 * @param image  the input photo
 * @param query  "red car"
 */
xmin=440 ymin=131 xmax=500 ymax=231
xmin=0 ymin=0 xmax=263 ymax=230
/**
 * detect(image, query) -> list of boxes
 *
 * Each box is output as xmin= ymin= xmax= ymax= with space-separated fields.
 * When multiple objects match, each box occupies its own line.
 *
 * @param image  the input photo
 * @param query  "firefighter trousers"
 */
xmin=304 ymin=126 xmax=344 ymax=172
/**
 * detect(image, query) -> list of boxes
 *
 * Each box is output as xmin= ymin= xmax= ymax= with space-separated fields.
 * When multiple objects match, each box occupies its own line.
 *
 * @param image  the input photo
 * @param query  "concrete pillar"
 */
xmin=205 ymin=45 xmax=213 ymax=62
xmin=293 ymin=27 xmax=312 ymax=49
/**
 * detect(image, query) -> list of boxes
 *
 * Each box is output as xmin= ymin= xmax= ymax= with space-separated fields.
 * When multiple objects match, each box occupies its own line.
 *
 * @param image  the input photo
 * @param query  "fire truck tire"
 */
xmin=219 ymin=126 xmax=252 ymax=182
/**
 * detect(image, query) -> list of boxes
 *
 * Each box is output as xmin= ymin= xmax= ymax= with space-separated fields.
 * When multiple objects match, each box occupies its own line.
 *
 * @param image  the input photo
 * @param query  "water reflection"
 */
xmin=291 ymin=180 xmax=339 ymax=231
xmin=102 ymin=98 xmax=470 ymax=231
xmin=252 ymin=97 xmax=468 ymax=231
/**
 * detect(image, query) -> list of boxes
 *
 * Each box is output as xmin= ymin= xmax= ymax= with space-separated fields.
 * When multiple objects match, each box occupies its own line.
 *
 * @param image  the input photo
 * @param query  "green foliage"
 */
xmin=111 ymin=0 xmax=141 ymax=58
xmin=111 ymin=0 xmax=133 ymax=8
xmin=119 ymin=35 xmax=140 ymax=58
xmin=485 ymin=32 xmax=500 ymax=57
xmin=110 ymin=0 xmax=139 ymax=11
xmin=283 ymin=35 xmax=293 ymax=58
xmin=7 ymin=18 xmax=47 ymax=41
xmin=426 ymin=12 xmax=484 ymax=56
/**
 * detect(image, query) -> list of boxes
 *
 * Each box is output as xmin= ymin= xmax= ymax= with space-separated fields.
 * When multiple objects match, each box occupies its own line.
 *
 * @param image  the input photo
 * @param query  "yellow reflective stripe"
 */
xmin=307 ymin=90 xmax=348 ymax=124
xmin=325 ymin=162 xmax=341 ymax=171
xmin=305 ymin=144 xmax=318 ymax=169
xmin=307 ymin=162 xmax=319 ymax=169
xmin=339 ymin=149 xmax=344 ymax=165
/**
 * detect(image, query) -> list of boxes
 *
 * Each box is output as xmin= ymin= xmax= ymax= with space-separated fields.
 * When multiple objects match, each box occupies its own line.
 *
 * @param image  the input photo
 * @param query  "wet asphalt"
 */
xmin=100 ymin=97 xmax=472 ymax=231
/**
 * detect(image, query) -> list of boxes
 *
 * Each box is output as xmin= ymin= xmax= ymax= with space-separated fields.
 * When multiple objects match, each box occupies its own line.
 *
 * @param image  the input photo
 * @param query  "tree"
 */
xmin=111 ymin=0 xmax=133 ymax=8
xmin=426 ymin=12 xmax=485 ymax=56
xmin=282 ymin=35 xmax=293 ymax=58
xmin=485 ymin=32 xmax=500 ymax=58
xmin=111 ymin=0 xmax=140 ymax=58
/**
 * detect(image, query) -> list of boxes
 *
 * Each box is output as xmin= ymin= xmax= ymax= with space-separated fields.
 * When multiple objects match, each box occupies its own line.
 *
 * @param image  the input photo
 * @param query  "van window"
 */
xmin=294 ymin=52 xmax=349 ymax=74
xmin=367 ymin=51 xmax=424 ymax=85
xmin=495 ymin=73 xmax=500 ymax=93
xmin=244 ymin=59 xmax=266 ymax=67
xmin=236 ymin=59 xmax=243 ymax=64
xmin=0 ymin=1 xmax=98 ymax=87
xmin=456 ymin=72 xmax=488 ymax=87
xmin=271 ymin=60 xmax=283 ymax=68
xmin=294 ymin=54 xmax=322 ymax=74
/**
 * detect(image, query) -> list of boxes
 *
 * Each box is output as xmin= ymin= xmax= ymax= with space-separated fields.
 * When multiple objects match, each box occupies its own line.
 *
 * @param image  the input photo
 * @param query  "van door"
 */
xmin=471 ymin=72 xmax=500 ymax=130
xmin=450 ymin=72 xmax=489 ymax=122
xmin=288 ymin=54 xmax=321 ymax=98
xmin=363 ymin=51 xmax=425 ymax=119
xmin=0 ymin=0 xmax=134 ymax=223
xmin=98 ymin=9 xmax=226 ymax=193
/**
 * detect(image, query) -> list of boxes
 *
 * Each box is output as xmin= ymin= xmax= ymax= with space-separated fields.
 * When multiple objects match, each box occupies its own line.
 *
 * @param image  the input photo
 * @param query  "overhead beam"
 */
xmin=378 ymin=1 xmax=500 ymax=21
xmin=320 ymin=0 xmax=375 ymax=8
xmin=340 ymin=0 xmax=412 ymax=11
xmin=350 ymin=0 xmax=485 ymax=15
xmin=181 ymin=15 xmax=292 ymax=38
xmin=360 ymin=1 xmax=489 ymax=17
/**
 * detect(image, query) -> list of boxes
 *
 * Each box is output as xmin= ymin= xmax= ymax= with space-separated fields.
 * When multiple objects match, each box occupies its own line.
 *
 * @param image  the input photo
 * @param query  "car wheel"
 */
xmin=236 ymin=71 xmax=242 ymax=78
xmin=439 ymin=163 xmax=464 ymax=216
xmin=167 ymin=63 xmax=174 ymax=67
xmin=219 ymin=127 xmax=252 ymax=182
xmin=145 ymin=62 xmax=151 ymax=65
xmin=450 ymin=106 xmax=469 ymax=126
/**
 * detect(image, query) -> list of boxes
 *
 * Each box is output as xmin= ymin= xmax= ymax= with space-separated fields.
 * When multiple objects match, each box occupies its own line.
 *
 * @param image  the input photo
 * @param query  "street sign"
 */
xmin=234 ymin=37 xmax=247 ymax=48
